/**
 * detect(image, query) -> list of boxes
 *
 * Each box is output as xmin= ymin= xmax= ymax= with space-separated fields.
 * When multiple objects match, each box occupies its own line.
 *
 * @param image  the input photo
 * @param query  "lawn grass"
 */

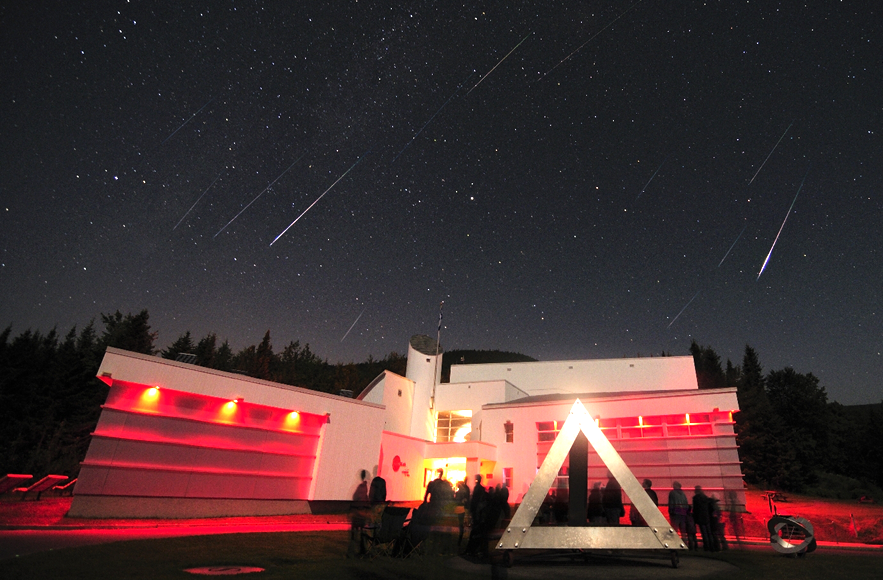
xmin=1 ymin=530 xmax=880 ymax=580
xmin=0 ymin=531 xmax=486 ymax=580
xmin=695 ymin=548 xmax=883 ymax=580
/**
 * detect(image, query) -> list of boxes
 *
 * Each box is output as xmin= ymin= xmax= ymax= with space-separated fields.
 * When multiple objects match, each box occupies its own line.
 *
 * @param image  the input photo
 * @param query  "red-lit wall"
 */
xmin=479 ymin=390 xmax=746 ymax=510
xmin=75 ymin=383 xmax=326 ymax=502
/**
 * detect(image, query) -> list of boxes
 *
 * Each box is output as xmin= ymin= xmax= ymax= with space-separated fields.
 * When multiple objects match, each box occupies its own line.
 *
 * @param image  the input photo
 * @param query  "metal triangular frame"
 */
xmin=497 ymin=399 xmax=685 ymax=552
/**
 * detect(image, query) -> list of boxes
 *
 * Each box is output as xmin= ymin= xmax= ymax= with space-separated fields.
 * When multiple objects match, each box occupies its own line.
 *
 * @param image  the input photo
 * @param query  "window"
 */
xmin=504 ymin=421 xmax=514 ymax=443
xmin=536 ymin=420 xmax=563 ymax=442
xmin=503 ymin=467 xmax=513 ymax=489
xmin=436 ymin=410 xmax=472 ymax=442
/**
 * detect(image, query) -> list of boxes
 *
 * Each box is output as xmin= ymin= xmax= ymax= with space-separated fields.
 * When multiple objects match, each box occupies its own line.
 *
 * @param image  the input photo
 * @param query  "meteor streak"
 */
xmin=668 ymin=290 xmax=700 ymax=328
xmin=174 ymin=171 xmax=223 ymax=230
xmin=392 ymin=72 xmax=474 ymax=163
xmin=340 ymin=308 xmax=366 ymax=342
xmin=748 ymin=122 xmax=793 ymax=185
xmin=270 ymin=150 xmax=370 ymax=246
xmin=161 ymin=98 xmax=214 ymax=145
xmin=537 ymin=0 xmax=644 ymax=82
xmin=718 ymin=224 xmax=747 ymax=267
xmin=634 ymin=154 xmax=669 ymax=202
xmin=756 ymin=167 xmax=809 ymax=280
xmin=467 ymin=32 xmax=532 ymax=95
xmin=214 ymin=154 xmax=305 ymax=238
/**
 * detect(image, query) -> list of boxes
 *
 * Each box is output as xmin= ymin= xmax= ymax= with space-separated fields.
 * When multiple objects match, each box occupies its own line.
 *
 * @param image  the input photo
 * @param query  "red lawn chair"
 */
xmin=0 ymin=474 xmax=33 ymax=495
xmin=13 ymin=475 xmax=68 ymax=500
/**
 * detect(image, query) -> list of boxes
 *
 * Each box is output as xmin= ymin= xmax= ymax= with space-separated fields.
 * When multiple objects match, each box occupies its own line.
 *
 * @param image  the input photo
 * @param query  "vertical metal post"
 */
xmin=568 ymin=431 xmax=588 ymax=525
xmin=430 ymin=301 xmax=444 ymax=410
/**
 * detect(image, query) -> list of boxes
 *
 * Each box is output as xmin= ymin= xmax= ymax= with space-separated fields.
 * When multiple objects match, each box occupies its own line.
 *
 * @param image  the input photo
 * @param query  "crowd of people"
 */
xmin=667 ymin=482 xmax=736 ymax=551
xmin=350 ymin=467 xmax=738 ymax=558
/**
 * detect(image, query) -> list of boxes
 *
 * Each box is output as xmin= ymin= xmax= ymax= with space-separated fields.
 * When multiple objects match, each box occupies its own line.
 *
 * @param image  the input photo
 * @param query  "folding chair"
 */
xmin=13 ymin=475 xmax=68 ymax=500
xmin=0 ymin=474 xmax=33 ymax=495
xmin=361 ymin=506 xmax=411 ymax=558
xmin=53 ymin=478 xmax=78 ymax=496
xmin=397 ymin=503 xmax=432 ymax=558
xmin=399 ymin=525 xmax=427 ymax=558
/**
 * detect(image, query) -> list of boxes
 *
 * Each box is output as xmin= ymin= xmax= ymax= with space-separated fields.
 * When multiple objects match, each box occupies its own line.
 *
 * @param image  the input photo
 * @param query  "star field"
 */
xmin=1 ymin=1 xmax=880 ymax=404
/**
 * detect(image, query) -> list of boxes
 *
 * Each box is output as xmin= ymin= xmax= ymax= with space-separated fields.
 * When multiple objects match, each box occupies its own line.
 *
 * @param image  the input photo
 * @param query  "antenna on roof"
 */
xmin=431 ymin=301 xmax=444 ymax=409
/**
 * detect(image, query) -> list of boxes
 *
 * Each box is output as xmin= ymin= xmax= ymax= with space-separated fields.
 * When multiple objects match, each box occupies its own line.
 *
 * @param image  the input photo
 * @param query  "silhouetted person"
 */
xmin=498 ymin=484 xmax=510 ymax=521
xmin=465 ymin=474 xmax=488 ymax=556
xmin=347 ymin=469 xmax=370 ymax=557
xmin=693 ymin=485 xmax=717 ymax=551
xmin=725 ymin=489 xmax=744 ymax=544
xmin=369 ymin=475 xmax=387 ymax=504
xmin=630 ymin=479 xmax=658 ymax=526
xmin=455 ymin=478 xmax=471 ymax=545
xmin=711 ymin=495 xmax=727 ymax=550
xmin=397 ymin=501 xmax=432 ymax=556
xmin=588 ymin=482 xmax=604 ymax=524
xmin=424 ymin=468 xmax=454 ymax=525
xmin=643 ymin=479 xmax=659 ymax=506
xmin=603 ymin=472 xmax=624 ymax=525
xmin=668 ymin=481 xmax=690 ymax=546
xmin=686 ymin=505 xmax=699 ymax=550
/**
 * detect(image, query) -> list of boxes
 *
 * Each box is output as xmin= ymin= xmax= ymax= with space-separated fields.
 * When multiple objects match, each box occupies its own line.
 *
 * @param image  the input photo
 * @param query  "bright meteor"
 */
xmin=718 ymin=224 xmax=747 ymax=267
xmin=214 ymin=154 xmax=305 ymax=239
xmin=756 ymin=167 xmax=810 ymax=281
xmin=174 ymin=171 xmax=223 ymax=231
xmin=537 ymin=0 xmax=644 ymax=82
xmin=668 ymin=290 xmax=700 ymax=329
xmin=393 ymin=72 xmax=474 ymax=163
xmin=340 ymin=308 xmax=366 ymax=342
xmin=467 ymin=32 xmax=532 ymax=95
xmin=748 ymin=122 xmax=793 ymax=186
xmin=162 ymin=98 xmax=213 ymax=145
xmin=270 ymin=151 xmax=370 ymax=246
xmin=634 ymin=154 xmax=669 ymax=202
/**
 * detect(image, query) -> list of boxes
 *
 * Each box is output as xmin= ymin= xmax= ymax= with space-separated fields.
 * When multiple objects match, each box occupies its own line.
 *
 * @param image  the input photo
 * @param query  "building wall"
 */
xmin=377 ymin=431 xmax=428 ymax=501
xmin=434 ymin=380 xmax=528 ymax=415
xmin=405 ymin=336 xmax=442 ymax=440
xmin=450 ymin=356 xmax=699 ymax=396
xmin=356 ymin=371 xmax=415 ymax=436
xmin=70 ymin=348 xmax=385 ymax=518
xmin=475 ymin=389 xmax=746 ymax=510
xmin=70 ymin=346 xmax=746 ymax=518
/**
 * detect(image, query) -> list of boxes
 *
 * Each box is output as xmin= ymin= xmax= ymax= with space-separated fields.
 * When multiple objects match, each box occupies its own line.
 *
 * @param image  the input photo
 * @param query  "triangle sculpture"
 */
xmin=497 ymin=399 xmax=686 ymax=552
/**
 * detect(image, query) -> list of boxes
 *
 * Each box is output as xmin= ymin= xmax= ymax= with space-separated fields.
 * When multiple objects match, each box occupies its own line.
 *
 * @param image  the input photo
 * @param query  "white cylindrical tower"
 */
xmin=405 ymin=334 xmax=443 ymax=441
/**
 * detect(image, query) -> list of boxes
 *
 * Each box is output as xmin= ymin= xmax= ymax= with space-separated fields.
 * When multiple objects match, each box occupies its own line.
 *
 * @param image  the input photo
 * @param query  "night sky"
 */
xmin=1 ymin=2 xmax=880 ymax=405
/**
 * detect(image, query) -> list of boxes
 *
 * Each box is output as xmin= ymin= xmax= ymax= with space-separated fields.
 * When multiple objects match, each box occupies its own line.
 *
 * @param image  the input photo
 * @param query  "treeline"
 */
xmin=0 ymin=310 xmax=406 ymax=479
xmin=157 ymin=328 xmax=406 ymax=395
xmin=2 ymin=309 xmax=880 ymax=499
xmin=691 ymin=340 xmax=883 ymax=497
